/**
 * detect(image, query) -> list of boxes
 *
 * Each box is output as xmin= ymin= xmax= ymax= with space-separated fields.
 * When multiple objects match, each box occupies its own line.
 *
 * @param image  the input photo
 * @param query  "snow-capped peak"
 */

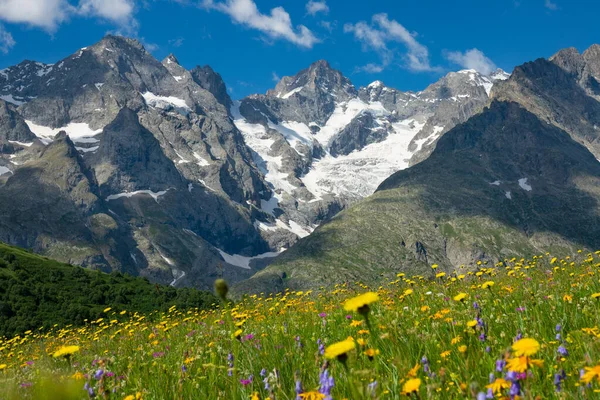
xmin=367 ymin=80 xmax=385 ymax=89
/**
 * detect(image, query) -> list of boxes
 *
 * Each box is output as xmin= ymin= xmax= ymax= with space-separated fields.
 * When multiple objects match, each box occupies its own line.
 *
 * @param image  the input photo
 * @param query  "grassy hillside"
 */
xmin=2 ymin=252 xmax=600 ymax=399
xmin=0 ymin=242 xmax=217 ymax=337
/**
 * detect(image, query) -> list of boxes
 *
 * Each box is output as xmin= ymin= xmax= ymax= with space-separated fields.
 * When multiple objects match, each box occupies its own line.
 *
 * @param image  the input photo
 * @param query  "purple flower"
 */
xmin=496 ymin=359 xmax=505 ymax=372
xmin=105 ymin=371 xmax=114 ymax=378
xmin=556 ymin=333 xmax=562 ymax=341
xmin=506 ymin=370 xmax=517 ymax=382
xmin=240 ymin=376 xmax=252 ymax=386
xmin=554 ymin=370 xmax=566 ymax=392
xmin=295 ymin=379 xmax=303 ymax=400
xmin=152 ymin=352 xmax=164 ymax=358
xmin=556 ymin=324 xmax=562 ymax=332
xmin=182 ymin=365 xmax=187 ymax=373
xmin=489 ymin=373 xmax=495 ymax=383
xmin=557 ymin=345 xmax=568 ymax=356
xmin=94 ymin=369 xmax=104 ymax=380
xmin=244 ymin=334 xmax=255 ymax=341
xmin=345 ymin=315 xmax=352 ymax=319
xmin=260 ymin=368 xmax=267 ymax=377
xmin=473 ymin=302 xmax=480 ymax=310
xmin=509 ymin=381 xmax=521 ymax=397
xmin=516 ymin=307 xmax=525 ymax=313
xmin=476 ymin=392 xmax=486 ymax=400
xmin=19 ymin=382 xmax=33 ymax=388
xmin=319 ymin=369 xmax=335 ymax=399
xmin=367 ymin=380 xmax=377 ymax=396
xmin=485 ymin=346 xmax=491 ymax=353
xmin=486 ymin=388 xmax=494 ymax=399
xmin=319 ymin=312 xmax=326 ymax=318
xmin=515 ymin=332 xmax=523 ymax=341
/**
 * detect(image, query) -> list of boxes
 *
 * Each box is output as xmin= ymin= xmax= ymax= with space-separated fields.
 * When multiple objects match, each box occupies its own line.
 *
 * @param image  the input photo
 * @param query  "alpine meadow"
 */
xmin=2 ymin=0 xmax=600 ymax=399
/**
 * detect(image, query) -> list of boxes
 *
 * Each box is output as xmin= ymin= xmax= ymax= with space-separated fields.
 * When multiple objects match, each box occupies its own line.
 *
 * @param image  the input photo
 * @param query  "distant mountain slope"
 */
xmin=235 ymin=100 xmax=600 ymax=294
xmin=233 ymin=61 xmax=508 ymax=247
xmin=0 ymin=242 xmax=217 ymax=337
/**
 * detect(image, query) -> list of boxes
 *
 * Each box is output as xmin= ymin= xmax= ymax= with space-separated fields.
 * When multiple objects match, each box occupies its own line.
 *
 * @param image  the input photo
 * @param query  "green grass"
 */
xmin=0 ymin=242 xmax=217 ymax=337
xmin=2 ymin=251 xmax=600 ymax=399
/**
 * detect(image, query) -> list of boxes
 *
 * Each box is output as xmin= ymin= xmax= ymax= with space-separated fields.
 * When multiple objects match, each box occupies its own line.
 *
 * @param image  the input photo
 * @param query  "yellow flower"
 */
xmin=451 ymin=336 xmax=462 ymax=345
xmin=458 ymin=345 xmax=467 ymax=353
xmin=581 ymin=365 xmax=600 ymax=384
xmin=506 ymin=356 xmax=543 ymax=372
xmin=512 ymin=338 xmax=540 ymax=356
xmin=550 ymin=257 xmax=558 ymax=264
xmin=431 ymin=264 xmax=438 ymax=269
xmin=466 ymin=320 xmax=478 ymax=328
xmin=404 ymin=289 xmax=413 ymax=296
xmin=103 ymin=307 xmax=112 ymax=313
xmin=343 ymin=292 xmax=379 ymax=314
xmin=486 ymin=378 xmax=511 ymax=394
xmin=324 ymin=339 xmax=356 ymax=361
xmin=482 ymin=281 xmax=495 ymax=289
xmin=0 ymin=364 xmax=6 ymax=371
xmin=453 ymin=293 xmax=468 ymax=302
xmin=364 ymin=348 xmax=380 ymax=359
xmin=298 ymin=392 xmax=325 ymax=400
xmin=71 ymin=371 xmax=85 ymax=380
xmin=53 ymin=345 xmax=80 ymax=358
xmin=408 ymin=363 xmax=420 ymax=377
xmin=436 ymin=272 xmax=446 ymax=278
xmin=403 ymin=378 xmax=421 ymax=394
xmin=592 ymin=293 xmax=600 ymax=299
xmin=124 ymin=396 xmax=135 ymax=400
xmin=250 ymin=392 xmax=260 ymax=400
xmin=350 ymin=320 xmax=363 ymax=327
xmin=563 ymin=294 xmax=573 ymax=302
xmin=440 ymin=350 xmax=451 ymax=358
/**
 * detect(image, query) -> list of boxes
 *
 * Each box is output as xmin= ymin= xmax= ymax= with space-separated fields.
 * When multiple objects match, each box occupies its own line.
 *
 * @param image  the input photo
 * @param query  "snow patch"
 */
xmin=8 ymin=140 xmax=33 ymax=147
xmin=0 ymin=166 xmax=12 ymax=176
xmin=193 ymin=152 xmax=211 ymax=166
xmin=75 ymin=146 xmax=99 ymax=153
xmin=505 ymin=191 xmax=512 ymax=199
xmin=518 ymin=178 xmax=532 ymax=191
xmin=142 ymin=92 xmax=190 ymax=113
xmin=217 ymin=249 xmax=282 ymax=269
xmin=106 ymin=189 xmax=169 ymax=202
xmin=490 ymin=180 xmax=501 ymax=186
xmin=24 ymin=120 xmax=103 ymax=144
xmin=0 ymin=95 xmax=25 ymax=106
xmin=280 ymin=86 xmax=304 ymax=99
xmin=173 ymin=76 xmax=184 ymax=82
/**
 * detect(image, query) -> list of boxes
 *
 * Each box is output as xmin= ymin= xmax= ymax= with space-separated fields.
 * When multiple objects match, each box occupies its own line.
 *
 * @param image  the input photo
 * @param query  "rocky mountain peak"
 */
xmin=190 ymin=65 xmax=232 ymax=109
xmin=163 ymin=54 xmax=180 ymax=66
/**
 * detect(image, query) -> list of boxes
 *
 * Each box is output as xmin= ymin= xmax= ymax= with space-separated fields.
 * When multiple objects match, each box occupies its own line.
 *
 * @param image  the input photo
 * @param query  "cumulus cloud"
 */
xmin=0 ymin=0 xmax=72 ymax=31
xmin=344 ymin=13 xmax=437 ymax=72
xmin=0 ymin=23 xmax=15 ymax=53
xmin=203 ymin=0 xmax=319 ymax=48
xmin=78 ymin=0 xmax=134 ymax=24
xmin=306 ymin=1 xmax=328 ymax=16
xmin=445 ymin=48 xmax=497 ymax=75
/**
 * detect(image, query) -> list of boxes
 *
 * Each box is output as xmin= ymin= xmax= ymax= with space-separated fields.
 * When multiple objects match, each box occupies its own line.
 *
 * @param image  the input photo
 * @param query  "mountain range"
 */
xmin=0 ymin=35 xmax=509 ymax=291
xmin=2 ymin=35 xmax=599 ymax=295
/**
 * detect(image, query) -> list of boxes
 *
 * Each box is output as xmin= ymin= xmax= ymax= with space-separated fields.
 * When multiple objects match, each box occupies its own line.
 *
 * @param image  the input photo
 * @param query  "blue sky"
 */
xmin=0 ymin=0 xmax=598 ymax=98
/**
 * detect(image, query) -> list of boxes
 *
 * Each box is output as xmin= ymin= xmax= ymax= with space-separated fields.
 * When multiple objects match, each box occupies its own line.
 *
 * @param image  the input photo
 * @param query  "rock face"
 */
xmin=232 ymin=61 xmax=509 ymax=247
xmin=235 ymin=44 xmax=600 ymax=294
xmin=0 ymin=34 xmax=512 ymax=291
xmin=0 ymin=35 xmax=273 ymax=290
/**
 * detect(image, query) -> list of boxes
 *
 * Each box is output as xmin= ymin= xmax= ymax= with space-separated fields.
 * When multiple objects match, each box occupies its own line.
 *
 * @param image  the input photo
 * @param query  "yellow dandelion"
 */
xmin=506 ymin=356 xmax=543 ymax=372
xmin=592 ymin=293 xmax=600 ymax=299
xmin=486 ymin=378 xmax=511 ymax=394
xmin=71 ymin=371 xmax=85 ymax=380
xmin=458 ymin=345 xmax=467 ymax=353
xmin=103 ymin=307 xmax=112 ymax=313
xmin=482 ymin=281 xmax=495 ymax=289
xmin=298 ymin=392 xmax=325 ymax=400
xmin=53 ymin=345 xmax=80 ymax=358
xmin=0 ymin=364 xmax=6 ymax=371
xmin=343 ymin=292 xmax=379 ymax=315
xmin=453 ymin=293 xmax=468 ymax=302
xmin=466 ymin=320 xmax=478 ymax=328
xmin=440 ymin=350 xmax=451 ymax=358
xmin=403 ymin=378 xmax=421 ymax=394
xmin=324 ymin=339 xmax=356 ymax=361
xmin=581 ymin=365 xmax=600 ymax=384
xmin=512 ymin=338 xmax=540 ymax=356
xmin=408 ymin=363 xmax=420 ymax=377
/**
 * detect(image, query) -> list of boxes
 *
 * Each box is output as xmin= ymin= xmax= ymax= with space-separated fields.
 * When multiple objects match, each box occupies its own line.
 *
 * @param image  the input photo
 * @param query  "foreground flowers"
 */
xmin=3 ymin=252 xmax=600 ymax=398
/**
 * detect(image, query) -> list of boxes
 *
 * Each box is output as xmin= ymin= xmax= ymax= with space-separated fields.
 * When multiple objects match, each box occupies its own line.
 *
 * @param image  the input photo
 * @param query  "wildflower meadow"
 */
xmin=2 ymin=252 xmax=600 ymax=399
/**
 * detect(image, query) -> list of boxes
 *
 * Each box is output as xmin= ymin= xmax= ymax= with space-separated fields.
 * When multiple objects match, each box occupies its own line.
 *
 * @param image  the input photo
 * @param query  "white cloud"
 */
xmin=0 ymin=0 xmax=72 ymax=31
xmin=78 ymin=0 xmax=134 ymax=24
xmin=344 ymin=13 xmax=436 ymax=72
xmin=356 ymin=63 xmax=384 ymax=73
xmin=203 ymin=0 xmax=319 ymax=48
xmin=272 ymin=71 xmax=280 ymax=82
xmin=545 ymin=0 xmax=558 ymax=10
xmin=169 ymin=37 xmax=185 ymax=47
xmin=306 ymin=1 xmax=328 ymax=16
xmin=0 ymin=23 xmax=15 ymax=53
xmin=445 ymin=48 xmax=497 ymax=75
